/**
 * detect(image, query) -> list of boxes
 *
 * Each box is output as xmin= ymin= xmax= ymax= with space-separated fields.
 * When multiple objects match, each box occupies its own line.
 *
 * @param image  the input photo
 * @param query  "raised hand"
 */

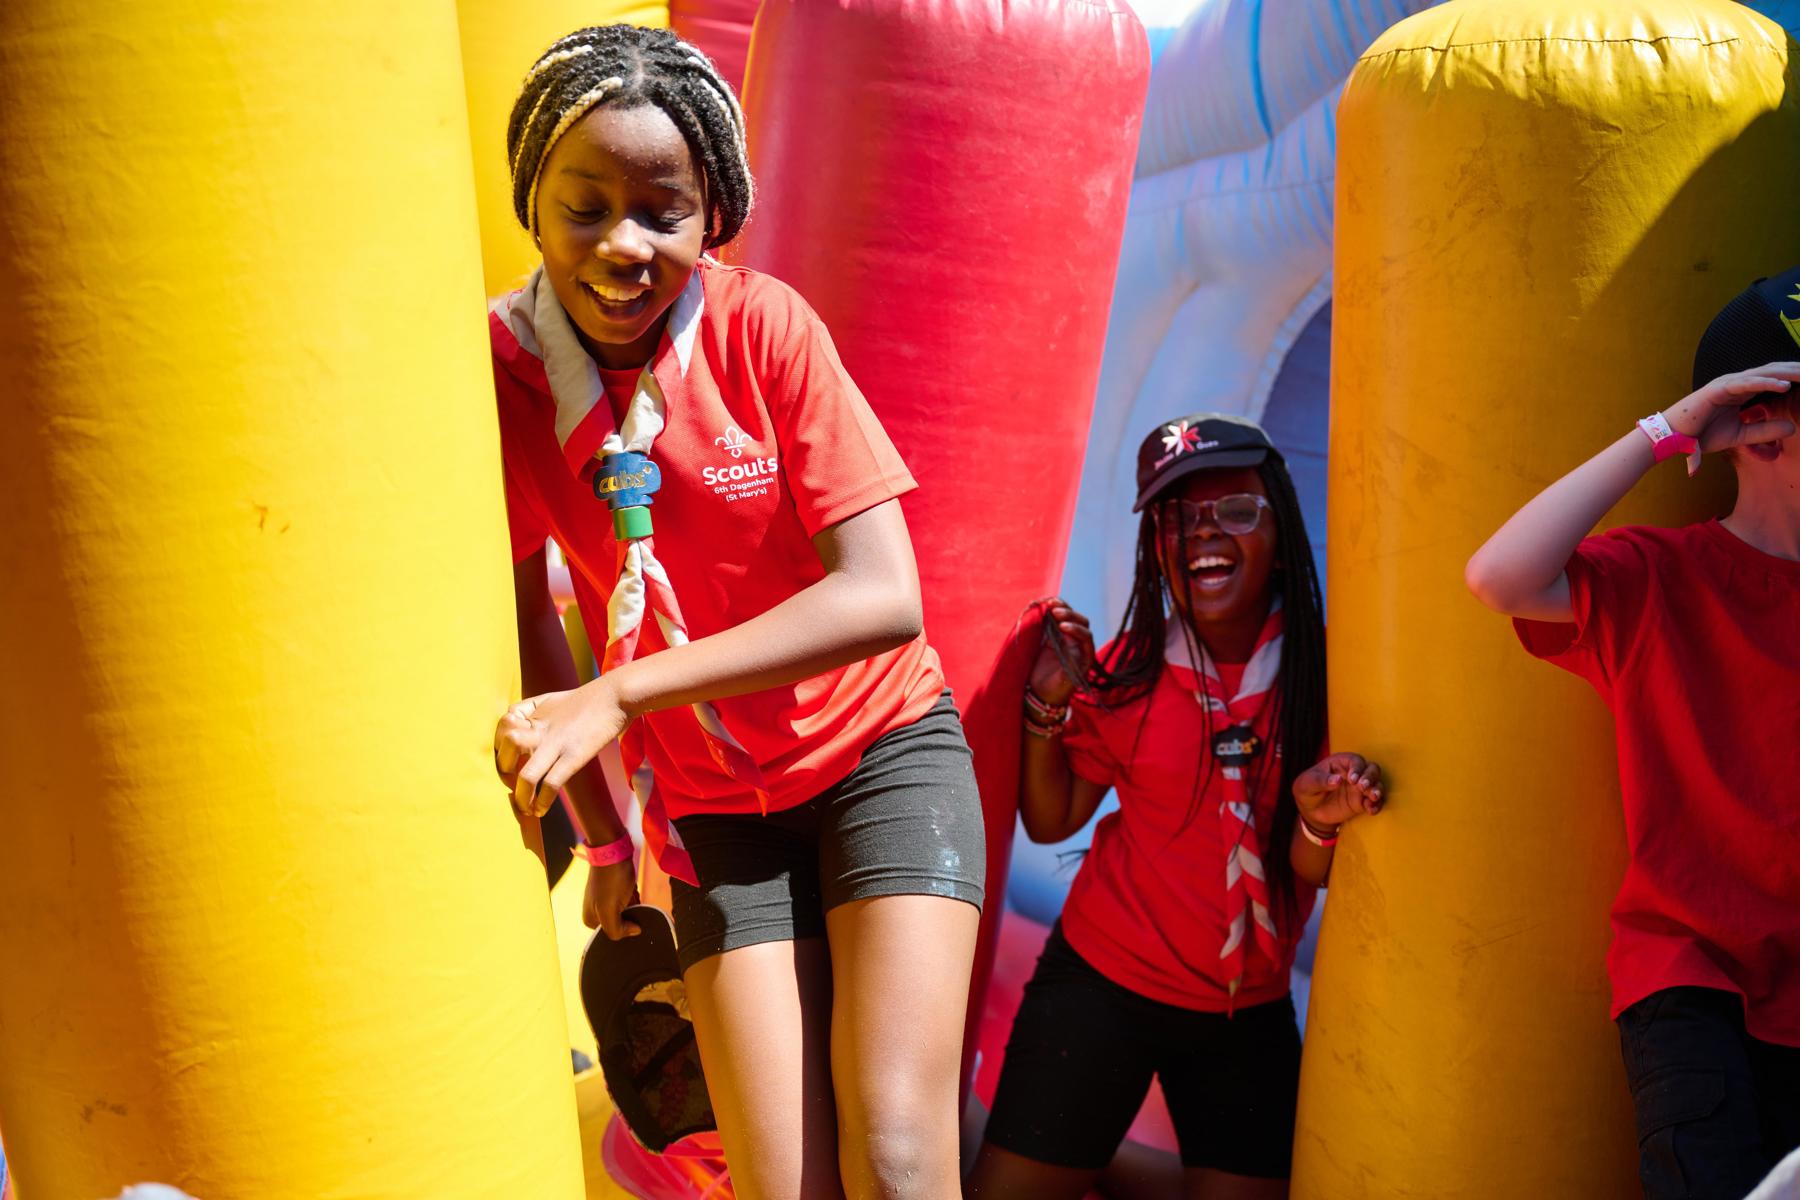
xmin=1030 ymin=600 xmax=1095 ymax=706
xmin=1665 ymin=362 xmax=1800 ymax=453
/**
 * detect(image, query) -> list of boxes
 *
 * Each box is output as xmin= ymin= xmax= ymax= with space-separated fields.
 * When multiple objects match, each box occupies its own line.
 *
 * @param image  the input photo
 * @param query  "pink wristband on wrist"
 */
xmin=573 ymin=835 xmax=635 ymax=867
xmin=1636 ymin=413 xmax=1701 ymax=475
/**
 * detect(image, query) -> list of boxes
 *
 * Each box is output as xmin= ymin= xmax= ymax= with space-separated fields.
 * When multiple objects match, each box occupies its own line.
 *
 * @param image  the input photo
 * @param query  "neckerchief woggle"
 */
xmin=494 ymin=266 xmax=770 ymax=885
xmin=1162 ymin=602 xmax=1284 ymax=1007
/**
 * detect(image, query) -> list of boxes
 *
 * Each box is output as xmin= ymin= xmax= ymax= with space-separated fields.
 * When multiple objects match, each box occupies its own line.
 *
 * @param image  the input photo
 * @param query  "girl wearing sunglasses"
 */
xmin=968 ymin=413 xmax=1387 ymax=1200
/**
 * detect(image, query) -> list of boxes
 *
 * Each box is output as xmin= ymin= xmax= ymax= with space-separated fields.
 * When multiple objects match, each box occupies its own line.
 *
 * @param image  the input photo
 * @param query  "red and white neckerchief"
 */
xmin=1163 ymin=602 xmax=1284 ymax=1005
xmin=495 ymin=266 xmax=769 ymax=885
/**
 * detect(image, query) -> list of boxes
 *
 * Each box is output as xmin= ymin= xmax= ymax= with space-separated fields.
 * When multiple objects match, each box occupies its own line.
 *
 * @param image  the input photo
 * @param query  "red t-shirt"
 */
xmin=1515 ymin=521 xmax=1800 ymax=1045
xmin=1059 ymin=637 xmax=1316 ymax=1012
xmin=489 ymin=259 xmax=946 ymax=819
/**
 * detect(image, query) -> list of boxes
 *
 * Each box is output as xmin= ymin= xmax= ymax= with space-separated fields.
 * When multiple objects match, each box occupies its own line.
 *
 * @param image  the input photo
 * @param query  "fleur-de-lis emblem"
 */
xmin=1162 ymin=420 xmax=1202 ymax=456
xmin=714 ymin=425 xmax=751 ymax=458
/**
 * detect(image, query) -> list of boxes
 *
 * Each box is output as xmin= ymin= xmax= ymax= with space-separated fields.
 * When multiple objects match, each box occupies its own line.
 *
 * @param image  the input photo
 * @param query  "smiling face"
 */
xmin=535 ymin=103 xmax=709 ymax=369
xmin=1153 ymin=467 xmax=1279 ymax=636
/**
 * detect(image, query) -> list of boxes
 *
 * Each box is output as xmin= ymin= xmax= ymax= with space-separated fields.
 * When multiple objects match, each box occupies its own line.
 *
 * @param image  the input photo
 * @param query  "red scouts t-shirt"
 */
xmin=489 ymin=258 xmax=945 ymax=819
xmin=1059 ymin=636 xmax=1316 ymax=1012
xmin=1516 ymin=521 xmax=1800 ymax=1046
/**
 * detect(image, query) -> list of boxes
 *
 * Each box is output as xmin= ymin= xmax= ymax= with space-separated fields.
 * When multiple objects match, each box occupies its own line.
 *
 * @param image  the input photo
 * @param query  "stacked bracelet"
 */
xmin=1299 ymin=818 xmax=1340 ymax=849
xmin=1023 ymin=688 xmax=1070 ymax=739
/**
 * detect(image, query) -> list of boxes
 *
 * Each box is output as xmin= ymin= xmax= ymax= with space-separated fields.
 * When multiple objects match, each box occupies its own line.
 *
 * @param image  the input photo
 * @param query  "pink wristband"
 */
xmin=573 ymin=835 xmax=635 ymax=867
xmin=1636 ymin=413 xmax=1700 ymax=473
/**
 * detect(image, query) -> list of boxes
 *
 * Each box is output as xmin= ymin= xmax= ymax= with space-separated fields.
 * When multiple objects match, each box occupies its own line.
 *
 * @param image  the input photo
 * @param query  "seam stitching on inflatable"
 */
xmin=1358 ymin=34 xmax=1758 ymax=63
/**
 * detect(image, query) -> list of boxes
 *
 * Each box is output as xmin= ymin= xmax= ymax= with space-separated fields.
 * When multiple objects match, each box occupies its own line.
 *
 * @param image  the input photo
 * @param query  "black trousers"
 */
xmin=1618 ymin=986 xmax=1800 ymax=1200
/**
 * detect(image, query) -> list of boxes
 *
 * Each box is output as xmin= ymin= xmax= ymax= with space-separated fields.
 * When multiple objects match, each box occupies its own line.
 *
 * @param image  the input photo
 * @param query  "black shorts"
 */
xmin=668 ymin=692 xmax=985 ymax=972
xmin=983 ymin=925 xmax=1301 ymax=1176
xmin=1617 ymin=986 xmax=1800 ymax=1200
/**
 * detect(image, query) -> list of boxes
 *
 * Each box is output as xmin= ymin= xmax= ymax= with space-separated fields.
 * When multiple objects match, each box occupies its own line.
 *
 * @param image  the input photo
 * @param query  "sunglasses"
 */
xmin=1155 ymin=493 xmax=1270 ymax=537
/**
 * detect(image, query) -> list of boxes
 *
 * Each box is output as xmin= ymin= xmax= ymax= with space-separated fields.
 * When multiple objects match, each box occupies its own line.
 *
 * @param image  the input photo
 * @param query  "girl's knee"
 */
xmin=838 ymin=1107 xmax=957 ymax=1200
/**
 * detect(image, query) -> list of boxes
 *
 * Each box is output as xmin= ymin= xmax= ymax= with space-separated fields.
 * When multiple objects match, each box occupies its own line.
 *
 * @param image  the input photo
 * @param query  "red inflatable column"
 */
xmin=670 ymin=0 xmax=759 ymax=92
xmin=738 ymin=0 xmax=1148 ymax=1090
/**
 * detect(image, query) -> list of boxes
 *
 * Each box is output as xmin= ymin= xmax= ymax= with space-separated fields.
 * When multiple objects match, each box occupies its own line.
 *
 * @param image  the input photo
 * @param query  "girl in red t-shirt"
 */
xmin=969 ymin=414 xmax=1386 ymax=1200
xmin=485 ymin=27 xmax=983 ymax=1199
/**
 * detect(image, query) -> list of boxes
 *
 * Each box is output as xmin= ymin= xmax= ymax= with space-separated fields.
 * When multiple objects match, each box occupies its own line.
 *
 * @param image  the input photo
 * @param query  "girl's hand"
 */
xmin=1293 ymin=752 xmax=1384 ymax=832
xmin=493 ymin=678 xmax=631 ymax=817
xmin=1664 ymin=363 xmax=1800 ymax=452
xmin=1030 ymin=600 xmax=1094 ymax=707
xmin=583 ymin=859 xmax=642 ymax=939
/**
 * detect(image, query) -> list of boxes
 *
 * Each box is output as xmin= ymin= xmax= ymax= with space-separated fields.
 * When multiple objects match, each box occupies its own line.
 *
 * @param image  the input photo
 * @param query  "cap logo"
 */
xmin=1783 ymin=286 xmax=1800 ymax=351
xmin=1161 ymin=421 xmax=1217 ymax=457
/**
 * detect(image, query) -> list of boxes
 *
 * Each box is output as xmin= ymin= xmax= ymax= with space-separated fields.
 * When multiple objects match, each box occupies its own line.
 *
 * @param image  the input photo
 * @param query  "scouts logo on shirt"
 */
xmin=714 ymin=425 xmax=752 ymax=459
xmin=702 ymin=423 xmax=779 ymax=504
xmin=1783 ymin=286 xmax=1800 ymax=350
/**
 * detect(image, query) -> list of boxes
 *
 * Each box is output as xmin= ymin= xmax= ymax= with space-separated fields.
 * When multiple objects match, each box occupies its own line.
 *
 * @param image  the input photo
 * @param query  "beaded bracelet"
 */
xmin=1023 ymin=688 xmax=1070 ymax=722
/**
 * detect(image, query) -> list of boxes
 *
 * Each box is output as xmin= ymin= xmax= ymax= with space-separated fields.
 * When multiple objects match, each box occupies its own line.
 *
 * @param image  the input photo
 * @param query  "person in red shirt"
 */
xmin=1466 ymin=270 xmax=1800 ymax=1200
xmin=485 ymin=27 xmax=984 ymax=1200
xmin=967 ymin=415 xmax=1387 ymax=1200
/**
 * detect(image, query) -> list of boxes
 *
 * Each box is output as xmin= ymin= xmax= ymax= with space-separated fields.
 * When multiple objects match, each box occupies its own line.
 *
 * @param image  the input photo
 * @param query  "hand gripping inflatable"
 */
xmin=736 ymin=0 xmax=1149 ymax=1088
xmin=1294 ymin=4 xmax=1800 ymax=1196
xmin=457 ymin=0 xmax=670 ymax=297
xmin=0 ymin=3 xmax=582 ymax=1196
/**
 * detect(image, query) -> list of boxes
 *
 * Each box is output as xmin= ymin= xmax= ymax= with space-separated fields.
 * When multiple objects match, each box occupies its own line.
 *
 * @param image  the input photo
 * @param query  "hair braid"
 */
xmin=505 ymin=25 xmax=755 ymax=248
xmin=1256 ymin=458 xmax=1327 ymax=932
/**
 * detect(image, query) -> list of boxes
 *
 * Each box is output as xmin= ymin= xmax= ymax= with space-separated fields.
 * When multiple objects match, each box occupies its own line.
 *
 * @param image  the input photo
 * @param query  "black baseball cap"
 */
xmin=1692 ymin=265 xmax=1800 ymax=390
xmin=580 ymin=905 xmax=716 ymax=1152
xmin=1133 ymin=413 xmax=1281 ymax=512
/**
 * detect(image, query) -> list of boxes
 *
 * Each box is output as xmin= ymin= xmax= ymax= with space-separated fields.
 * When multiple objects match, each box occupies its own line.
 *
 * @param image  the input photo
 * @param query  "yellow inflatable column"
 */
xmin=1295 ymin=3 xmax=1800 ymax=1196
xmin=0 ymin=4 xmax=583 ymax=1198
xmin=458 ymin=0 xmax=670 ymax=297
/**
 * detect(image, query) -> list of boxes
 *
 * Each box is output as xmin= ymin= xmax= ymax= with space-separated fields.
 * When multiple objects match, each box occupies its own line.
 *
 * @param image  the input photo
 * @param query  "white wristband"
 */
xmin=1636 ymin=413 xmax=1703 ymax=476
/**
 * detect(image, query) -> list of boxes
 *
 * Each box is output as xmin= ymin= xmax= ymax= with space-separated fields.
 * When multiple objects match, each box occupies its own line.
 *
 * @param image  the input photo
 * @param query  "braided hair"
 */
xmin=506 ymin=25 xmax=754 ymax=249
xmin=1086 ymin=455 xmax=1327 ymax=932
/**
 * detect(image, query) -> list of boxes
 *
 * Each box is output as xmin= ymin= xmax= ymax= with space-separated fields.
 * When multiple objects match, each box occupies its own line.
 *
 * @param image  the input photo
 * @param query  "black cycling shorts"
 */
xmin=669 ymin=692 xmax=985 ymax=971
xmin=983 ymin=924 xmax=1301 ymax=1176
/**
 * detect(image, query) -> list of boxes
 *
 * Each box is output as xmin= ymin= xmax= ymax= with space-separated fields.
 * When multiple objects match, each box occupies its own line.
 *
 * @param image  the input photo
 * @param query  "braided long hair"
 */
xmin=1086 ymin=455 xmax=1327 ymax=932
xmin=506 ymin=25 xmax=754 ymax=249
